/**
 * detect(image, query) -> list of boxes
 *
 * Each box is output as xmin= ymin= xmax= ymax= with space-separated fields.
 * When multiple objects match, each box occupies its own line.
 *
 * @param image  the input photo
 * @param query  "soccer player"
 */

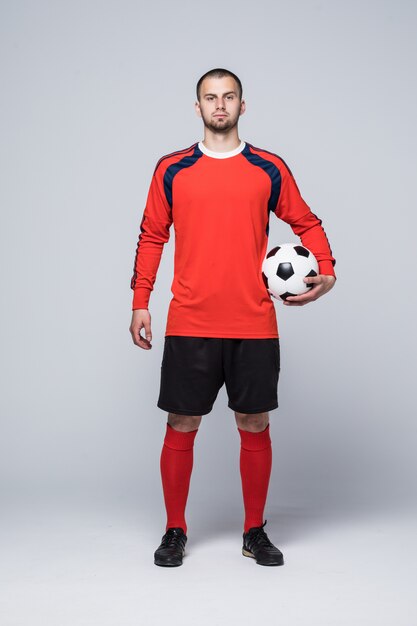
xmin=129 ymin=68 xmax=336 ymax=567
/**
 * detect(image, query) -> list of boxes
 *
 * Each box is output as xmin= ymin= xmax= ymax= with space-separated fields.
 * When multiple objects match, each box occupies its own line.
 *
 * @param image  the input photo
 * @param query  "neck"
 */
xmin=201 ymin=130 xmax=241 ymax=153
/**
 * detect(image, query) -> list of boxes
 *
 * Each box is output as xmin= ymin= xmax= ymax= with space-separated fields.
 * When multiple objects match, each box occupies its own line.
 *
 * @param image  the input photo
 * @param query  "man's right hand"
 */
xmin=129 ymin=309 xmax=152 ymax=350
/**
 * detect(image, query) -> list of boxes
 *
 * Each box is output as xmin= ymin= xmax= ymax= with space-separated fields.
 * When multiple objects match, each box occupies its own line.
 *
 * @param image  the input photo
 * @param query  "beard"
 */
xmin=200 ymin=111 xmax=239 ymax=134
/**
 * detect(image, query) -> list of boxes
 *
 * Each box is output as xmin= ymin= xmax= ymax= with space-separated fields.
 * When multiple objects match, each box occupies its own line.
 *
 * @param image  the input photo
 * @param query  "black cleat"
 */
xmin=242 ymin=519 xmax=284 ymax=566
xmin=154 ymin=527 xmax=187 ymax=567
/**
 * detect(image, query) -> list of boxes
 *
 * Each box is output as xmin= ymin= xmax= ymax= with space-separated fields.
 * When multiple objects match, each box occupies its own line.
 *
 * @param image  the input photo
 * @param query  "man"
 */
xmin=129 ymin=68 xmax=336 ymax=567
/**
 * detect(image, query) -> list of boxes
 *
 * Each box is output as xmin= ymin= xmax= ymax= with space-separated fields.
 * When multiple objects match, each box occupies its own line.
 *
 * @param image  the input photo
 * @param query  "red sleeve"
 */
xmin=274 ymin=159 xmax=336 ymax=278
xmin=130 ymin=163 xmax=173 ymax=309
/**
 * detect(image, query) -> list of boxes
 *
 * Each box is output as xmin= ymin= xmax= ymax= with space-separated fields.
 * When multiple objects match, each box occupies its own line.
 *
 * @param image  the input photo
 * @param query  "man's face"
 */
xmin=195 ymin=76 xmax=245 ymax=133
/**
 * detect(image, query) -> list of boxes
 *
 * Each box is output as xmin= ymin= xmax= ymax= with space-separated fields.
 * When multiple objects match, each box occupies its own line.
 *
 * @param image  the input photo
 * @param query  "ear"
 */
xmin=195 ymin=100 xmax=202 ymax=117
xmin=240 ymin=100 xmax=246 ymax=115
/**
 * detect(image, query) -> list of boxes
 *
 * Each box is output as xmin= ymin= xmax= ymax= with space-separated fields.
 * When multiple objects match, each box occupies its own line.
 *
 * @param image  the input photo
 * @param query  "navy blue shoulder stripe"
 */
xmin=163 ymin=143 xmax=203 ymax=209
xmin=246 ymin=142 xmax=295 ymax=178
xmin=153 ymin=142 xmax=199 ymax=175
xmin=247 ymin=144 xmax=335 ymax=265
xmin=241 ymin=143 xmax=282 ymax=238
xmin=131 ymin=144 xmax=201 ymax=290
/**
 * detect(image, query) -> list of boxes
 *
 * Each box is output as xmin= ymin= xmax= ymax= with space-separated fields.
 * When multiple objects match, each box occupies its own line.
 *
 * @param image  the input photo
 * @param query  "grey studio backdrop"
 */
xmin=1 ymin=0 xmax=416 ymax=535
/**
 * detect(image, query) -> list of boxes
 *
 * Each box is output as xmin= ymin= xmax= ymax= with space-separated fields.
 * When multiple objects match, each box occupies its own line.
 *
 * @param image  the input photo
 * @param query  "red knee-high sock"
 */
xmin=238 ymin=424 xmax=272 ymax=533
xmin=160 ymin=422 xmax=198 ymax=535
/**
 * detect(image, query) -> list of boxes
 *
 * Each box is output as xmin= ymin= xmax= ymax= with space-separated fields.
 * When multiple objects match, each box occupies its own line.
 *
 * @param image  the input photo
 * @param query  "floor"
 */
xmin=1 ymin=494 xmax=416 ymax=626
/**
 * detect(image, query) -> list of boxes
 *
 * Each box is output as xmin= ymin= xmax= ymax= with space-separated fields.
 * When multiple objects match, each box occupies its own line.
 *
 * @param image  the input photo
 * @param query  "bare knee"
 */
xmin=168 ymin=412 xmax=202 ymax=431
xmin=234 ymin=411 xmax=269 ymax=432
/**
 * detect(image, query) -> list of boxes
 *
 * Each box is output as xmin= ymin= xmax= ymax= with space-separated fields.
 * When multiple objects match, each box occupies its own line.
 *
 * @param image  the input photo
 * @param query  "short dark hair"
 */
xmin=196 ymin=68 xmax=243 ymax=102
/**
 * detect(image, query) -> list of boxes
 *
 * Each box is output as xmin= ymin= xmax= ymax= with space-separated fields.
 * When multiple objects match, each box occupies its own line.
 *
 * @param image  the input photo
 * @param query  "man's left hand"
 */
xmin=283 ymin=274 xmax=336 ymax=306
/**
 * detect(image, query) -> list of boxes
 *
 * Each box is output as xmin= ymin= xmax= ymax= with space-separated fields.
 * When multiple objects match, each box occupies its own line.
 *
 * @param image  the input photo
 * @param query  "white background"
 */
xmin=1 ymin=1 xmax=416 ymax=624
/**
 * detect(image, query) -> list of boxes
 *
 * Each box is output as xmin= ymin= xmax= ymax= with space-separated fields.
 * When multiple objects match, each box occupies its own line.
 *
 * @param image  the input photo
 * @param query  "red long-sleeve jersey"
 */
xmin=130 ymin=140 xmax=336 ymax=338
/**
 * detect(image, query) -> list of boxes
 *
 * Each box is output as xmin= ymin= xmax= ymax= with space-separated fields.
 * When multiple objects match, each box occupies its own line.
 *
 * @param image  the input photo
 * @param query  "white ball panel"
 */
xmin=285 ymin=274 xmax=310 ymax=295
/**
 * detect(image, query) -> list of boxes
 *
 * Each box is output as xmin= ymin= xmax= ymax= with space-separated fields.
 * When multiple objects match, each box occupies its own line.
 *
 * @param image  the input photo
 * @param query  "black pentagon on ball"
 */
xmin=293 ymin=245 xmax=310 ymax=257
xmin=304 ymin=268 xmax=317 ymax=288
xmin=266 ymin=246 xmax=281 ymax=258
xmin=277 ymin=262 xmax=294 ymax=280
xmin=280 ymin=291 xmax=296 ymax=300
xmin=261 ymin=271 xmax=269 ymax=289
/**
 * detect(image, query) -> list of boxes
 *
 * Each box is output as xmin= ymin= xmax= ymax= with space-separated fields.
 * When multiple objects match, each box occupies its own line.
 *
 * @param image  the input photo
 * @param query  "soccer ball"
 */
xmin=261 ymin=243 xmax=319 ymax=301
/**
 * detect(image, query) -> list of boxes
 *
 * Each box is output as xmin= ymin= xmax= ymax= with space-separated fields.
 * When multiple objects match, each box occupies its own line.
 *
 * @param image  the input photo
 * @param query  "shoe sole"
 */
xmin=242 ymin=547 xmax=284 ymax=566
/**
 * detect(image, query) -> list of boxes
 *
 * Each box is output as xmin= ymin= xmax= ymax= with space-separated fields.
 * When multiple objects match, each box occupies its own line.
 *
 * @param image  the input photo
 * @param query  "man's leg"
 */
xmin=155 ymin=336 xmax=221 ymax=566
xmin=235 ymin=411 xmax=272 ymax=533
xmin=160 ymin=412 xmax=202 ymax=535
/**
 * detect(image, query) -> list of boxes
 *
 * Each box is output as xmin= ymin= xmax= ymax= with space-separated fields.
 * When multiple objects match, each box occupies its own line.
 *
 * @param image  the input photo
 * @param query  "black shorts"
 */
xmin=157 ymin=336 xmax=280 ymax=416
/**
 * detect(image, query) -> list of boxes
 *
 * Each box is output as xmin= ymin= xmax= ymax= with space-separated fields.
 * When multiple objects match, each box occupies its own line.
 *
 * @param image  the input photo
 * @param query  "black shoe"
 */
xmin=242 ymin=519 xmax=284 ymax=566
xmin=154 ymin=527 xmax=187 ymax=567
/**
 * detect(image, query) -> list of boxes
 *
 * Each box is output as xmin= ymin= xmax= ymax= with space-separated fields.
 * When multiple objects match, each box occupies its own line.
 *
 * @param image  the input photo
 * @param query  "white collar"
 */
xmin=198 ymin=140 xmax=246 ymax=159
